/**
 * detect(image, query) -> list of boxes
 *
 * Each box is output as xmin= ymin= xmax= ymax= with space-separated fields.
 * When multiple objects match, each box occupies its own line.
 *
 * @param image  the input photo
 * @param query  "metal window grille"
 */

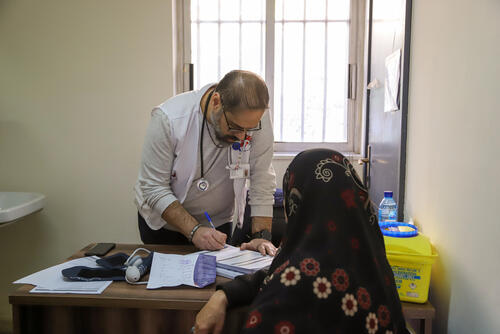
xmin=188 ymin=0 xmax=355 ymax=147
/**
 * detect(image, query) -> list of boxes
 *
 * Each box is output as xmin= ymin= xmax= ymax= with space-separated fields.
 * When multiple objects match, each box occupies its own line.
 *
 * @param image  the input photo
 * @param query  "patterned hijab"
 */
xmin=241 ymin=149 xmax=408 ymax=334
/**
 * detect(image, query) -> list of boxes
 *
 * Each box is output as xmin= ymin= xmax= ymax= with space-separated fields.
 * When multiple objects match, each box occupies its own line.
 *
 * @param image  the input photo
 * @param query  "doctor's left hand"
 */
xmin=240 ymin=239 xmax=277 ymax=256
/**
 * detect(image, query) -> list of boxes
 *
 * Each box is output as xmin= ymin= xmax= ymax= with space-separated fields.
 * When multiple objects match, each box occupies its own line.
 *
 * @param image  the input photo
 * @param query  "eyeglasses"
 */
xmin=222 ymin=107 xmax=262 ymax=133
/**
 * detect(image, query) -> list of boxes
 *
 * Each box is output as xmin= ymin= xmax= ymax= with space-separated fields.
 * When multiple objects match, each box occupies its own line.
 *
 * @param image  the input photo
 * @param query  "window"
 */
xmin=175 ymin=0 xmax=364 ymax=153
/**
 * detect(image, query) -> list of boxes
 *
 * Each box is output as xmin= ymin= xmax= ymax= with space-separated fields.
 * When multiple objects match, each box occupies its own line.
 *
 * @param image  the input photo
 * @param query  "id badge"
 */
xmin=229 ymin=164 xmax=250 ymax=179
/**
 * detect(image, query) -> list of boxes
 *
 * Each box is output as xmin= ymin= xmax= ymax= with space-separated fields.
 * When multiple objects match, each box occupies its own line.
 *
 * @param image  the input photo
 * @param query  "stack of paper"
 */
xmin=214 ymin=267 xmax=246 ymax=279
xmin=198 ymin=245 xmax=274 ymax=279
xmin=13 ymin=256 xmax=112 ymax=294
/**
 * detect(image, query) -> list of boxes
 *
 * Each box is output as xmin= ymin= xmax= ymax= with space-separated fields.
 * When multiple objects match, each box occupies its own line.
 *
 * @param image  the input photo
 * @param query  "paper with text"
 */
xmin=147 ymin=253 xmax=216 ymax=289
xmin=199 ymin=244 xmax=273 ymax=274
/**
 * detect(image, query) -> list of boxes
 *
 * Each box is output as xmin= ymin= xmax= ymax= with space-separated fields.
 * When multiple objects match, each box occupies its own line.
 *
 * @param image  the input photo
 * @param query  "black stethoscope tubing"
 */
xmin=198 ymin=89 xmax=215 ymax=190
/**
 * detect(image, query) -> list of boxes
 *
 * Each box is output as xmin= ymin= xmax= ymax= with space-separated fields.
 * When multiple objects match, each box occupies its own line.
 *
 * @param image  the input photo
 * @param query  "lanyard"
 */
xmin=228 ymin=144 xmax=243 ymax=169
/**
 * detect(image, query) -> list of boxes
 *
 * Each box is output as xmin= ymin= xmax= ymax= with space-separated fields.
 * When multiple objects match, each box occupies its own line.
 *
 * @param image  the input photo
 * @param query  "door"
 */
xmin=363 ymin=0 xmax=412 ymax=220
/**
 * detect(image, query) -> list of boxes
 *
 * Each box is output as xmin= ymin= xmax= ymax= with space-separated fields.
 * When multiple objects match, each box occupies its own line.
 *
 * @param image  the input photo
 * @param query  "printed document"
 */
xmin=199 ymin=245 xmax=274 ymax=274
xmin=147 ymin=253 xmax=216 ymax=289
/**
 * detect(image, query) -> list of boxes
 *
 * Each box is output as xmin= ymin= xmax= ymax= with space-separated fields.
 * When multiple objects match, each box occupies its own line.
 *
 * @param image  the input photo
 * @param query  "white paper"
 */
xmin=147 ymin=253 xmax=199 ymax=289
xmin=367 ymin=78 xmax=381 ymax=90
xmin=30 ymin=282 xmax=111 ymax=294
xmin=384 ymin=49 xmax=401 ymax=112
xmin=14 ymin=256 xmax=112 ymax=294
xmin=199 ymin=245 xmax=273 ymax=274
xmin=216 ymin=267 xmax=244 ymax=279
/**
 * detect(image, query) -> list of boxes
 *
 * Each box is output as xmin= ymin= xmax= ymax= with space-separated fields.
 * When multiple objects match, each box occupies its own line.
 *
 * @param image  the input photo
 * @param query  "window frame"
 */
xmin=174 ymin=0 xmax=366 ymax=155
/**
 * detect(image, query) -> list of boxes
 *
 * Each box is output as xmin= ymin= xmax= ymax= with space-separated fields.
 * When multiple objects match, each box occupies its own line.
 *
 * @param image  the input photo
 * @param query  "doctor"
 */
xmin=134 ymin=70 xmax=277 ymax=255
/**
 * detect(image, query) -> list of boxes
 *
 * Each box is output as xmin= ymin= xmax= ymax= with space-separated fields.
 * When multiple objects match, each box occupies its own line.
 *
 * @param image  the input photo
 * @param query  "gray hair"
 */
xmin=215 ymin=70 xmax=269 ymax=114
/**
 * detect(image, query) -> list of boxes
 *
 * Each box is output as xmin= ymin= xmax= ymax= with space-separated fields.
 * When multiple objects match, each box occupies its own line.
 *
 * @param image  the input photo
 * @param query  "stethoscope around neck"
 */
xmin=196 ymin=88 xmax=246 ymax=192
xmin=196 ymin=89 xmax=214 ymax=192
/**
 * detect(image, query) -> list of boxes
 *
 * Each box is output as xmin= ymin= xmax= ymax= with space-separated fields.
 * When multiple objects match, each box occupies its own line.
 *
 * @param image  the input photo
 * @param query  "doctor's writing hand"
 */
xmin=192 ymin=226 xmax=226 ymax=250
xmin=240 ymin=239 xmax=277 ymax=256
xmin=194 ymin=290 xmax=228 ymax=334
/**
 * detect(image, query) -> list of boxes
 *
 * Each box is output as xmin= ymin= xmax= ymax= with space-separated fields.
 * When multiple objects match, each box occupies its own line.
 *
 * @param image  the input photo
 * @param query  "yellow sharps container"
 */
xmin=380 ymin=222 xmax=437 ymax=303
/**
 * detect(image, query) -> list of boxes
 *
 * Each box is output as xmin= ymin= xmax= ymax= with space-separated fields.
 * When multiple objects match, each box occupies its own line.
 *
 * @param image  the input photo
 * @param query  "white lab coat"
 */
xmin=135 ymin=84 xmax=253 ymax=230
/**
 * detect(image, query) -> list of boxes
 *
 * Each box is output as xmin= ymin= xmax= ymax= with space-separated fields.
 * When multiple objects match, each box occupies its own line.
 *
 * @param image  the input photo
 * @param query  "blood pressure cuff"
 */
xmin=62 ymin=266 xmax=127 ymax=281
xmin=62 ymin=252 xmax=152 ymax=282
xmin=96 ymin=252 xmax=130 ymax=269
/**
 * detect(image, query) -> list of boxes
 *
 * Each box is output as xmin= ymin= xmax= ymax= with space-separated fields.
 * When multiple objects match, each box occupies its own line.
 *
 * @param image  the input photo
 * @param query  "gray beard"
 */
xmin=209 ymin=110 xmax=239 ymax=146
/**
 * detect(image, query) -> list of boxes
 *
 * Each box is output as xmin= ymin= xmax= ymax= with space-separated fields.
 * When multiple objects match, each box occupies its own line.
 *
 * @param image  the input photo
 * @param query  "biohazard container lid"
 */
xmin=380 ymin=222 xmax=435 ymax=261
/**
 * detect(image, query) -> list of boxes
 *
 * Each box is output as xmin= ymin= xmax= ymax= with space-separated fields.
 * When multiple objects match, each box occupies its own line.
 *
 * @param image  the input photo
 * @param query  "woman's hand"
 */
xmin=240 ymin=238 xmax=277 ymax=256
xmin=194 ymin=290 xmax=228 ymax=334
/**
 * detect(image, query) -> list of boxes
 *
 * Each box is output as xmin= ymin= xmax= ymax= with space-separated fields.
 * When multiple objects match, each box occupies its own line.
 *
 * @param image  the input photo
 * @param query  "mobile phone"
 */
xmin=84 ymin=243 xmax=116 ymax=256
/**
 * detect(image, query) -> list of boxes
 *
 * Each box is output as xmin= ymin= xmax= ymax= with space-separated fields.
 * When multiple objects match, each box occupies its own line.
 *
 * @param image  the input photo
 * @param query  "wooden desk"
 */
xmin=10 ymin=244 xmax=231 ymax=334
xmin=213 ymin=302 xmax=436 ymax=334
xmin=10 ymin=244 xmax=435 ymax=334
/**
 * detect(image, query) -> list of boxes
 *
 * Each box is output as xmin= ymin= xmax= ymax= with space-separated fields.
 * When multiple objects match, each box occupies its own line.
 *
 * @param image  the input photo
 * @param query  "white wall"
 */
xmin=0 ymin=0 xmax=173 ymax=331
xmin=405 ymin=0 xmax=500 ymax=332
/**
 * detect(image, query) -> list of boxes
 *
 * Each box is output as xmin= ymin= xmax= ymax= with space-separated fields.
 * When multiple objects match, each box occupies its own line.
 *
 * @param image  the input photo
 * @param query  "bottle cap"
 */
xmin=384 ymin=191 xmax=393 ymax=198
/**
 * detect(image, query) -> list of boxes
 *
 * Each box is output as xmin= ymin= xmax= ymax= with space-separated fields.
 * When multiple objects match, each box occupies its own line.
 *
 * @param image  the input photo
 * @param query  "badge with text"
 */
xmin=229 ymin=163 xmax=250 ymax=179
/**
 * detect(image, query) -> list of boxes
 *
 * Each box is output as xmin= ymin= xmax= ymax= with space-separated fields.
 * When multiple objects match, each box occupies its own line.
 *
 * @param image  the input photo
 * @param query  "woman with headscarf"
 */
xmin=194 ymin=149 xmax=409 ymax=334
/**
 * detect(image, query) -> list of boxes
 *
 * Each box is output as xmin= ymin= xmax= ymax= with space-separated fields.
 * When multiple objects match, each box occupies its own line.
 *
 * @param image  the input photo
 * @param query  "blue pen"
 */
xmin=204 ymin=212 xmax=216 ymax=229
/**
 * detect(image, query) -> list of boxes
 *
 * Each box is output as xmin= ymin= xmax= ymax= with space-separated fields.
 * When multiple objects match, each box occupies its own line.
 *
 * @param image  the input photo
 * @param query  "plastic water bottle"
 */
xmin=378 ymin=191 xmax=398 ymax=223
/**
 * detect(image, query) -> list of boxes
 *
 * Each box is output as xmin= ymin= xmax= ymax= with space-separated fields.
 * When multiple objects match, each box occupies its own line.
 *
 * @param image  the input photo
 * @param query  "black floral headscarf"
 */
xmin=241 ymin=149 xmax=408 ymax=334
